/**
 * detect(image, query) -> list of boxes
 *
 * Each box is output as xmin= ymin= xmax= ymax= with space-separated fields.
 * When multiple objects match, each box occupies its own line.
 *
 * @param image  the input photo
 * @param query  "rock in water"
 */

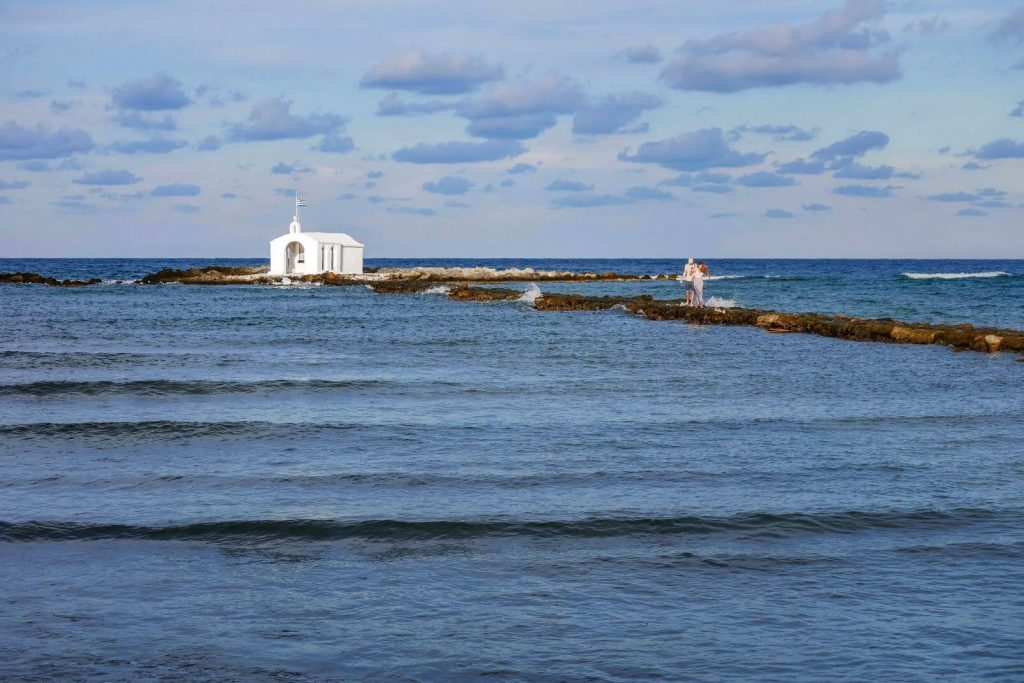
xmin=0 ymin=272 xmax=101 ymax=287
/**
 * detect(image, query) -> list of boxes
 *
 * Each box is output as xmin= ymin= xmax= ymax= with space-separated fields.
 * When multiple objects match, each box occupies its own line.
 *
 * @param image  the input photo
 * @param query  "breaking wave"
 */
xmin=705 ymin=296 xmax=737 ymax=308
xmin=698 ymin=275 xmax=807 ymax=281
xmin=902 ymin=271 xmax=1011 ymax=280
xmin=518 ymin=283 xmax=542 ymax=304
xmin=676 ymin=275 xmax=788 ymax=281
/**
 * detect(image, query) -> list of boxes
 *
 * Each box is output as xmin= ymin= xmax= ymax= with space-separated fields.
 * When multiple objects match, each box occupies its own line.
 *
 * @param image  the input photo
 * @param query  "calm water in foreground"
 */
xmin=1 ymin=258 xmax=1023 ymax=681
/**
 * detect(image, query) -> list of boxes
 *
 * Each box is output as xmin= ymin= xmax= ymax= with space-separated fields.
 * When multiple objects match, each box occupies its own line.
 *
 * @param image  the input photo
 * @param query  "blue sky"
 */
xmin=1 ymin=0 xmax=1023 ymax=258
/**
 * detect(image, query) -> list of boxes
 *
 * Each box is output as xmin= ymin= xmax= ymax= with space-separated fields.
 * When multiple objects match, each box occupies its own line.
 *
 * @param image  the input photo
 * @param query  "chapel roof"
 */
xmin=299 ymin=231 xmax=364 ymax=247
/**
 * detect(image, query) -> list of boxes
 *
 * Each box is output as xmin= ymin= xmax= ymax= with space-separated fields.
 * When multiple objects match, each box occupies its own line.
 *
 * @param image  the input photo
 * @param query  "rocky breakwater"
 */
xmin=522 ymin=291 xmax=1024 ymax=356
xmin=129 ymin=266 xmax=1024 ymax=356
xmin=7 ymin=265 xmax=1022 ymax=357
xmin=140 ymin=266 xmax=272 ymax=285
xmin=0 ymin=272 xmax=102 ymax=287
xmin=373 ymin=266 xmax=641 ymax=283
xmin=136 ymin=265 xmax=650 ymax=287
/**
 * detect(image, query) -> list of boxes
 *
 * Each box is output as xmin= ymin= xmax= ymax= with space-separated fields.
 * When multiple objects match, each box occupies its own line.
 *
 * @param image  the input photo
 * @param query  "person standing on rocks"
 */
xmin=680 ymin=258 xmax=696 ymax=306
xmin=692 ymin=262 xmax=705 ymax=307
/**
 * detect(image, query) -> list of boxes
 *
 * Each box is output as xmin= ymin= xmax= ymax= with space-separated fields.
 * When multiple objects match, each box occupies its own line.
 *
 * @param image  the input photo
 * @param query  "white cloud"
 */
xmin=361 ymin=50 xmax=503 ymax=95
xmin=661 ymin=0 xmax=899 ymax=92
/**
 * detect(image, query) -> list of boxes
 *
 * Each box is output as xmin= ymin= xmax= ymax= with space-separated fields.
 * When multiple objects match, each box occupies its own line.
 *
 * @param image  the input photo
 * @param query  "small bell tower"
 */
xmin=290 ymin=192 xmax=306 ymax=233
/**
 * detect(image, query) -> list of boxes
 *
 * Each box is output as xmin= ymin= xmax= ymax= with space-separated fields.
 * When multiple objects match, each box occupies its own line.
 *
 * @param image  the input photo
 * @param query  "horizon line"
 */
xmin=2 ymin=256 xmax=1023 ymax=262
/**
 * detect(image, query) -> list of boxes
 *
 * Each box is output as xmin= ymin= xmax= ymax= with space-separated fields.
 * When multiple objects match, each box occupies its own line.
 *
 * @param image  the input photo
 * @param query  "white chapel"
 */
xmin=269 ymin=194 xmax=364 ymax=276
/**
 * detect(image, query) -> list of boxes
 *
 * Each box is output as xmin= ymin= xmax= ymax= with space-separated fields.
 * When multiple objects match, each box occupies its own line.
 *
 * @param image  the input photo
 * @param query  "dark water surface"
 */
xmin=2 ymin=259 xmax=1023 ymax=681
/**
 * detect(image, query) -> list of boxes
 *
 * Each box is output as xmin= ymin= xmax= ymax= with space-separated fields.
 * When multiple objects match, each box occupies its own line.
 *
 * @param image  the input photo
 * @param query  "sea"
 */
xmin=1 ymin=258 xmax=1023 ymax=681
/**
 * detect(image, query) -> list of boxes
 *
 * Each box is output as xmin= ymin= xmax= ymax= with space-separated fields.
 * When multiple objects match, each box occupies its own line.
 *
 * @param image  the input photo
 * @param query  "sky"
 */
xmin=1 ymin=0 xmax=1023 ymax=258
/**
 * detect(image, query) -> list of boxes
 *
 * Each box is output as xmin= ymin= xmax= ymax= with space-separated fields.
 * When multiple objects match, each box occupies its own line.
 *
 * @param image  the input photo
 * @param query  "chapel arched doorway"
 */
xmin=285 ymin=241 xmax=305 ymax=274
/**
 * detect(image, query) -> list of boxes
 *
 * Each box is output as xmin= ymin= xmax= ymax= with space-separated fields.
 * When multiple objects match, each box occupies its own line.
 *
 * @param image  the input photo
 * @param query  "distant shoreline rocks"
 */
xmin=0 ymin=272 xmax=102 ymax=287
xmin=136 ymin=265 xmax=652 ymax=286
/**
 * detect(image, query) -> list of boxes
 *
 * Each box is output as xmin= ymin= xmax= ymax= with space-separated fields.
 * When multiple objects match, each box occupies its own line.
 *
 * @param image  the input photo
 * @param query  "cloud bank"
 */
xmin=614 ymin=45 xmax=662 ymax=64
xmin=361 ymin=50 xmax=503 ymax=95
xmin=151 ymin=183 xmax=200 ymax=197
xmin=660 ymin=0 xmax=899 ymax=92
xmin=376 ymin=93 xmax=455 ymax=117
xmin=457 ymin=74 xmax=583 ymax=139
xmin=0 ymin=121 xmax=94 ymax=160
xmin=988 ymin=7 xmax=1024 ymax=44
xmin=618 ymin=128 xmax=765 ymax=171
xmin=392 ymin=139 xmax=524 ymax=163
xmin=572 ymin=92 xmax=661 ymax=135
xmin=72 ymin=169 xmax=141 ymax=186
xmin=423 ymin=176 xmax=473 ymax=195
xmin=110 ymin=137 xmax=187 ymax=154
xmin=228 ymin=98 xmax=347 ymax=142
xmin=111 ymin=72 xmax=191 ymax=111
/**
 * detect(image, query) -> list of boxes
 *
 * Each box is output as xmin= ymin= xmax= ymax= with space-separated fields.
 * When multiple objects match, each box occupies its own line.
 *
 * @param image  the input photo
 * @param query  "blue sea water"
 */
xmin=1 ymin=258 xmax=1023 ymax=681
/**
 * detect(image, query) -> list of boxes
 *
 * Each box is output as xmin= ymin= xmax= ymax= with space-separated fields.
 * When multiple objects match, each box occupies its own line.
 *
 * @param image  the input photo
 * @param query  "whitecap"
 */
xmin=518 ymin=283 xmax=542 ymax=305
xmin=422 ymin=285 xmax=451 ymax=295
xmin=272 ymin=279 xmax=321 ymax=288
xmin=902 ymin=271 xmax=1010 ymax=280
xmin=705 ymin=296 xmax=737 ymax=308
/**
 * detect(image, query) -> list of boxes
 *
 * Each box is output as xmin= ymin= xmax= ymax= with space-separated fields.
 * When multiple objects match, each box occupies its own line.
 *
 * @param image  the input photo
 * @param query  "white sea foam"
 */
xmin=705 ymin=296 xmax=737 ymax=308
xmin=422 ymin=285 xmax=451 ymax=295
xmin=674 ymin=275 xmax=743 ymax=282
xmin=518 ymin=283 xmax=542 ymax=304
xmin=902 ymin=271 xmax=1010 ymax=280
xmin=378 ymin=266 xmax=572 ymax=280
xmin=687 ymin=274 xmax=789 ymax=281
xmin=273 ymin=278 xmax=321 ymax=288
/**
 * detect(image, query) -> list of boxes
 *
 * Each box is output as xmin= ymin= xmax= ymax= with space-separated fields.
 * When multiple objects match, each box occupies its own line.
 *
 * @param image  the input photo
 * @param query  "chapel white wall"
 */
xmin=343 ymin=247 xmax=363 ymax=275
xmin=270 ymin=243 xmax=285 ymax=275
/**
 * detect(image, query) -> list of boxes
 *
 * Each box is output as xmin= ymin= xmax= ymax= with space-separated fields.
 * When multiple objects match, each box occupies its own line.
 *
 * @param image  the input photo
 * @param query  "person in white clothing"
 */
xmin=692 ymin=263 xmax=705 ymax=307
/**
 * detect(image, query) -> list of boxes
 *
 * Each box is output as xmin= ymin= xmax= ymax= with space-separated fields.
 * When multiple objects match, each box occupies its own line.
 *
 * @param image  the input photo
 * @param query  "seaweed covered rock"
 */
xmin=369 ymin=280 xmax=437 ymax=294
xmin=140 ymin=266 xmax=268 ymax=285
xmin=527 ymin=292 xmax=1024 ymax=357
xmin=447 ymin=285 xmax=522 ymax=301
xmin=0 ymin=272 xmax=102 ymax=287
xmin=534 ymin=293 xmax=641 ymax=311
xmin=321 ymin=277 xmax=367 ymax=287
